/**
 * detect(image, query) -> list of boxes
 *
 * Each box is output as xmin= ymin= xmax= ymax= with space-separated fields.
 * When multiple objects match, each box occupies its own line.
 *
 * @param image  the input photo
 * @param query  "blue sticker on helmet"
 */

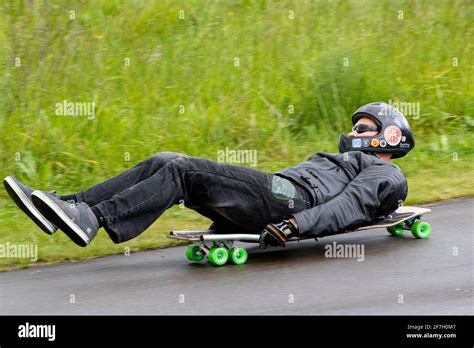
xmin=352 ymin=138 xmax=362 ymax=148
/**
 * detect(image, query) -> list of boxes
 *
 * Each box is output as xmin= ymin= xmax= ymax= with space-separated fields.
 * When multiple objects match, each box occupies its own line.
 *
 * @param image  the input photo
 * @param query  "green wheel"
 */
xmin=229 ymin=247 xmax=248 ymax=265
xmin=387 ymin=222 xmax=405 ymax=236
xmin=185 ymin=244 xmax=205 ymax=262
xmin=208 ymin=246 xmax=228 ymax=266
xmin=411 ymin=221 xmax=432 ymax=239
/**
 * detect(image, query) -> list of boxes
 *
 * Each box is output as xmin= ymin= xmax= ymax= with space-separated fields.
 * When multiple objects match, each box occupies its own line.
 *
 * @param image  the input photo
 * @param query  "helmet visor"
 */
xmin=351 ymin=124 xmax=378 ymax=133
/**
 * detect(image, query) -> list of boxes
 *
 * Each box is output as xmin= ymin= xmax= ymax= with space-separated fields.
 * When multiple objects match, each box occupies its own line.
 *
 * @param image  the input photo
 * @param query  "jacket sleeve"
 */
xmin=292 ymin=164 xmax=408 ymax=237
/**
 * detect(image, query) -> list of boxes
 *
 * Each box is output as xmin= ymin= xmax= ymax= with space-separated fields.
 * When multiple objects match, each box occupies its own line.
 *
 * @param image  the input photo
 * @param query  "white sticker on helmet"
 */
xmin=384 ymin=126 xmax=402 ymax=146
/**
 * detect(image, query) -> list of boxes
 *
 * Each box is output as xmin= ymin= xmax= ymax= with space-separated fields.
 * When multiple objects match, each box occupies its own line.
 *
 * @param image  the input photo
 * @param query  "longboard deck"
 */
xmin=168 ymin=206 xmax=432 ymax=243
xmin=170 ymin=206 xmax=432 ymax=266
xmin=356 ymin=206 xmax=431 ymax=230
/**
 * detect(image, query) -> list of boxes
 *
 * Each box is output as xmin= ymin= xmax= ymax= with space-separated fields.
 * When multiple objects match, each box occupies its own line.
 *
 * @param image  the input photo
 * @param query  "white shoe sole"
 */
xmin=4 ymin=176 xmax=56 ymax=234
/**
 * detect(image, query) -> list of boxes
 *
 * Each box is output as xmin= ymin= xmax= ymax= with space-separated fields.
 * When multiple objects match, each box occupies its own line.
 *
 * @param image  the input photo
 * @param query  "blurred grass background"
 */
xmin=0 ymin=0 xmax=472 ymax=270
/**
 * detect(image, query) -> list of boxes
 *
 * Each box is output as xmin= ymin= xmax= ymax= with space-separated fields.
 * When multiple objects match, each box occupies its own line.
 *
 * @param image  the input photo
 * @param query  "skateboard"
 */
xmin=168 ymin=205 xmax=432 ymax=266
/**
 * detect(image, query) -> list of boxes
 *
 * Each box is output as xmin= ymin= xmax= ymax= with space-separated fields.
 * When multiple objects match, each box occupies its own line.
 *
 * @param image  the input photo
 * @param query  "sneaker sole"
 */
xmin=3 ymin=176 xmax=57 ymax=235
xmin=31 ymin=191 xmax=90 ymax=247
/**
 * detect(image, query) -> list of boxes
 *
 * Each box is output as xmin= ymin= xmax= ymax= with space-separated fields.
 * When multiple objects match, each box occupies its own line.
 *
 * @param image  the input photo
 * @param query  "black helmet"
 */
xmin=338 ymin=102 xmax=415 ymax=159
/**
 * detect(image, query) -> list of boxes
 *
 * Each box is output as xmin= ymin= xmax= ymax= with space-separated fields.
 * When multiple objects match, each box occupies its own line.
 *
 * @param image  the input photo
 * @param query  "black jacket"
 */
xmin=275 ymin=151 xmax=408 ymax=237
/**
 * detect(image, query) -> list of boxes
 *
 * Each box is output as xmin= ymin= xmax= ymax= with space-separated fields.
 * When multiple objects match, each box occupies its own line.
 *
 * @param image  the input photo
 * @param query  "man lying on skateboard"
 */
xmin=4 ymin=102 xmax=414 ymax=249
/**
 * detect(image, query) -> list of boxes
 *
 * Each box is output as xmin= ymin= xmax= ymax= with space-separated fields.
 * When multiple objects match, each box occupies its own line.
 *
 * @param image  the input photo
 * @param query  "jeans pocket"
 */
xmin=271 ymin=175 xmax=296 ymax=201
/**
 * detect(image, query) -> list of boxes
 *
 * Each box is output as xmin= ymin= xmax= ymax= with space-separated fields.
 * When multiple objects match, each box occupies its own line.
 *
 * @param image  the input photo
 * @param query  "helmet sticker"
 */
xmin=400 ymin=143 xmax=410 ymax=148
xmin=370 ymin=138 xmax=380 ymax=147
xmin=352 ymin=138 xmax=362 ymax=148
xmin=362 ymin=138 xmax=370 ymax=147
xmin=380 ymin=139 xmax=387 ymax=148
xmin=384 ymin=126 xmax=402 ymax=146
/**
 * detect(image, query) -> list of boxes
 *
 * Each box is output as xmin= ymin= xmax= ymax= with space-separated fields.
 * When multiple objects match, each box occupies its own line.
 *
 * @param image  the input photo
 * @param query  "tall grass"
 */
xmin=0 ymin=0 xmax=472 ymax=195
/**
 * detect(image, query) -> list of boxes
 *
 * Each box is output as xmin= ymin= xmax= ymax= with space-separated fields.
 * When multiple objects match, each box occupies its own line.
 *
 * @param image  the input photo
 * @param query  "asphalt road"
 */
xmin=1 ymin=198 xmax=472 ymax=315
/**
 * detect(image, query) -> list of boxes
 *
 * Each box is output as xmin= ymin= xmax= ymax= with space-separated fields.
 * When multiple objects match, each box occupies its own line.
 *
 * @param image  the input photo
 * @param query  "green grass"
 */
xmin=0 ymin=0 xmax=472 ymax=270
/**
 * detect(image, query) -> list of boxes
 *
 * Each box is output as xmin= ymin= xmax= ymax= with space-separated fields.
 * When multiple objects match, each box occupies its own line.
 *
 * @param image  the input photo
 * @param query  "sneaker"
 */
xmin=3 ymin=176 xmax=58 ymax=235
xmin=31 ymin=190 xmax=99 ymax=247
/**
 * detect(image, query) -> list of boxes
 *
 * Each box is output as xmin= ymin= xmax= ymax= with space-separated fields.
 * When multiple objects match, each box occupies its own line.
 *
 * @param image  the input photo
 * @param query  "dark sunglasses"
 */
xmin=352 ymin=124 xmax=378 ymax=133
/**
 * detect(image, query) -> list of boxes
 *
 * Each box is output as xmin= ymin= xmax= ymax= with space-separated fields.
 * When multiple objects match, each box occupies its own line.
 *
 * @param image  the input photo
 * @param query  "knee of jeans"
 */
xmin=152 ymin=152 xmax=188 ymax=164
xmin=169 ymin=155 xmax=195 ymax=171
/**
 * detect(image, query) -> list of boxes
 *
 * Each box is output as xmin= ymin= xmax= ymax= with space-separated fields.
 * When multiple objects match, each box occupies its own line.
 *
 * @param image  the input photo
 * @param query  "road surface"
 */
xmin=1 ymin=198 xmax=472 ymax=315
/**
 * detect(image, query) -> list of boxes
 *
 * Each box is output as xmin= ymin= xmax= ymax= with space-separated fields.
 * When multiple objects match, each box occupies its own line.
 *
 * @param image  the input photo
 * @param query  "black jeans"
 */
xmin=75 ymin=152 xmax=312 ymax=243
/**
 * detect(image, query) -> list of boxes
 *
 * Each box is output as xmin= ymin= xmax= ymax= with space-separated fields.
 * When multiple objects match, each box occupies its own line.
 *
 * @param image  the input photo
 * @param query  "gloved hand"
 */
xmin=259 ymin=217 xmax=298 ymax=249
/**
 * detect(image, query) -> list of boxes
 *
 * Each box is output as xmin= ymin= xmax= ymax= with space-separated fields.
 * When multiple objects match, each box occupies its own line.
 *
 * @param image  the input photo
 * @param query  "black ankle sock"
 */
xmin=60 ymin=194 xmax=77 ymax=203
xmin=91 ymin=206 xmax=105 ymax=228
